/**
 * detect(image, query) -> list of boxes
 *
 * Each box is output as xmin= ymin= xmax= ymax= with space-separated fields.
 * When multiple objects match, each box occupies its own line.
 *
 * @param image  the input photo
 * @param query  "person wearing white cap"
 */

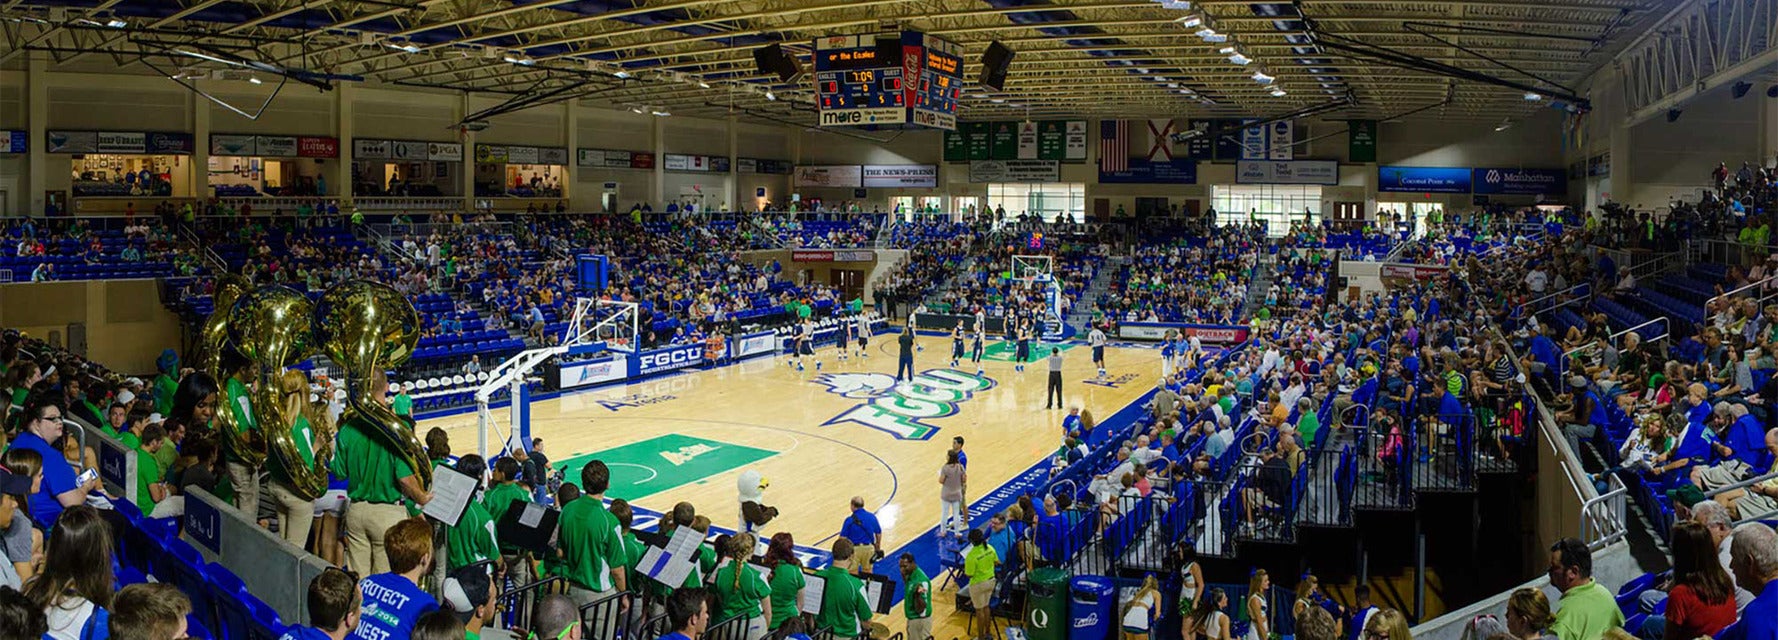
xmin=441 ymin=566 xmax=496 ymax=640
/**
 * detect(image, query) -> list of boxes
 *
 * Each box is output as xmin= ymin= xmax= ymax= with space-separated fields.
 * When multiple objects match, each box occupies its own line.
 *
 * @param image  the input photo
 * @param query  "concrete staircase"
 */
xmin=1236 ymin=255 xmax=1276 ymax=321
xmin=1067 ymin=255 xmax=1127 ymax=330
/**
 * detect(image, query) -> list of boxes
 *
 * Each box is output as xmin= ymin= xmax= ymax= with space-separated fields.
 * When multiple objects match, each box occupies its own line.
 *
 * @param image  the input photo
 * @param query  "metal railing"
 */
xmin=1706 ymin=273 xmax=1778 ymax=309
xmin=1692 ymin=237 xmax=1778 ymax=267
xmin=1514 ymin=282 xmax=1593 ymax=318
xmin=1623 ymin=250 xmax=1688 ymax=281
xmin=1703 ymin=468 xmax=1778 ymax=525
xmin=1562 ymin=317 xmax=1671 ymax=361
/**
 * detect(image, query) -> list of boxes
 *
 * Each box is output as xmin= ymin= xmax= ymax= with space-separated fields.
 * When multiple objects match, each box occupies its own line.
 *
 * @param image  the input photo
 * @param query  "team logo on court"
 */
xmin=660 ymin=443 xmax=718 ymax=466
xmin=812 ymin=369 xmax=996 ymax=440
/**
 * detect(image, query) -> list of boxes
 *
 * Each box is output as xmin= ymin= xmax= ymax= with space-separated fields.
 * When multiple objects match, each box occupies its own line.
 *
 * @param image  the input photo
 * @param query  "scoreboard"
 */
xmin=815 ymin=31 xmax=961 ymax=130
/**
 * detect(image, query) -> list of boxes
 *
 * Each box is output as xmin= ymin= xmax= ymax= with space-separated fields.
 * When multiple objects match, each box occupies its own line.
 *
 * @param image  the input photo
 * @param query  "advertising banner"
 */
xmin=355 ymin=139 xmax=391 ymax=159
xmin=1236 ymin=160 xmax=1339 ymax=185
xmin=474 ymin=144 xmax=509 ymax=163
xmin=968 ymin=159 xmax=1060 ymax=183
xmin=427 ymin=142 xmax=463 ymax=162
xmin=507 ymin=145 xmax=540 ymax=165
xmin=298 ymin=136 xmax=339 ymax=158
xmin=1380 ymin=263 xmax=1450 ymax=280
xmin=538 ymin=147 xmax=568 ymax=165
xmin=0 ymin=131 xmax=24 ymax=153
xmin=1472 ymin=167 xmax=1566 ymax=195
xmin=146 ymin=132 xmax=194 ymax=154
xmin=256 ymin=136 xmax=298 ymax=157
xmin=1099 ymin=159 xmax=1196 ymax=184
xmin=730 ymin=331 xmax=779 ymax=359
xmin=392 ymin=141 xmax=430 ymax=160
xmin=1116 ymin=322 xmax=1251 ymax=345
xmin=558 ymin=356 xmax=629 ymax=389
xmin=794 ymin=165 xmax=864 ymax=188
xmin=861 ymin=165 xmax=937 ymax=188
xmin=1377 ymin=166 xmax=1471 ymax=193
xmin=793 ymin=249 xmax=877 ymax=262
xmin=46 ymin=131 xmax=98 ymax=153
xmin=211 ymin=134 xmax=257 ymax=156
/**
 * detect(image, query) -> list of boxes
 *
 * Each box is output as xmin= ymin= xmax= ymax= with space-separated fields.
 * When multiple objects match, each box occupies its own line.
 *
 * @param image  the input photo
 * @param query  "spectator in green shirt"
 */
xmin=963 ymin=528 xmax=1000 ymax=636
xmin=815 ymin=539 xmax=873 ymax=638
xmin=1548 ymin=537 xmax=1624 ymax=640
xmin=392 ymin=383 xmax=414 ymax=418
xmin=482 ymin=457 xmax=533 ymax=558
xmin=152 ymin=349 xmax=179 ymax=417
xmin=444 ymin=455 xmax=500 ymax=572
xmin=764 ymin=532 xmax=806 ymax=633
xmin=607 ymin=499 xmax=646 ymax=599
xmin=900 ymin=552 xmax=932 ymax=640
xmin=133 ymin=423 xmax=172 ymax=516
xmin=713 ymin=532 xmax=772 ymax=636
xmin=556 ymin=460 xmax=629 ymax=617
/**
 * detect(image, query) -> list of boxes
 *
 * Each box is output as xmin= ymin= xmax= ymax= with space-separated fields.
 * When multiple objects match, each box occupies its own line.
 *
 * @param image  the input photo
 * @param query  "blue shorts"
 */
xmin=1092 ymin=346 xmax=1105 ymax=361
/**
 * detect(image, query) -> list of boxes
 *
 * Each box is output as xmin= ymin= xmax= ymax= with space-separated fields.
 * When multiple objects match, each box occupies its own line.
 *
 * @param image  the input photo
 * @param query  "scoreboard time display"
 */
xmin=815 ymin=31 xmax=961 ymax=130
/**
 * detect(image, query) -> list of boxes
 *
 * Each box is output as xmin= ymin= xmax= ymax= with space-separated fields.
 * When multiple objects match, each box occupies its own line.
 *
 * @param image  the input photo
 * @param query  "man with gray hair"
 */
xmin=1720 ymin=523 xmax=1777 ymax=640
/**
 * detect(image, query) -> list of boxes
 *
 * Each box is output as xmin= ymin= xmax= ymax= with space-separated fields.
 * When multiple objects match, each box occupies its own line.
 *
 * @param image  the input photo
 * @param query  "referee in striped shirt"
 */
xmin=1045 ymin=347 xmax=1065 ymax=409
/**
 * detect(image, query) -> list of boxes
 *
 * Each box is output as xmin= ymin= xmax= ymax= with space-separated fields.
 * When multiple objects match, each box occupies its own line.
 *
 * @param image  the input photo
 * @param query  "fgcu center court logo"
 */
xmin=813 ymin=369 xmax=995 ymax=440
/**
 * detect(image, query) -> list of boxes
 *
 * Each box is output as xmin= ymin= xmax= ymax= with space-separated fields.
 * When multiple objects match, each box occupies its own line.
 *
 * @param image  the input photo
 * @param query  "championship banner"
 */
xmin=968 ymin=159 xmax=1059 ymax=183
xmin=1348 ymin=120 xmax=1377 ymax=163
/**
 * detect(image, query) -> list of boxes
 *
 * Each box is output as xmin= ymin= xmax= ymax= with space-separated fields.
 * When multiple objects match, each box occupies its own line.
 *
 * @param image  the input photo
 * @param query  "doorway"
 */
xmin=830 ymin=268 xmax=865 ymax=300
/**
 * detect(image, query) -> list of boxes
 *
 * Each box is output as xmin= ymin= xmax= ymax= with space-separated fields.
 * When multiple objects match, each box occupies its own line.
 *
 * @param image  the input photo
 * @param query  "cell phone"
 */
xmin=76 ymin=468 xmax=98 ymax=486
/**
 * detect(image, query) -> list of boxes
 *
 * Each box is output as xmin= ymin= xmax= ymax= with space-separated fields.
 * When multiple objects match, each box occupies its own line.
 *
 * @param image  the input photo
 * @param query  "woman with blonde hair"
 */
xmin=1503 ymin=588 xmax=1555 ymax=640
xmin=712 ymin=532 xmax=771 ymax=640
xmin=1362 ymin=609 xmax=1411 ymax=640
xmin=1245 ymin=570 xmax=1271 ymax=640
xmin=1122 ymin=574 xmax=1162 ymax=640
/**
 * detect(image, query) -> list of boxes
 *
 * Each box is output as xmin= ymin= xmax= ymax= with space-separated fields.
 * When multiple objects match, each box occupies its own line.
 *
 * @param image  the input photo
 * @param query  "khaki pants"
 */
xmin=568 ymin=584 xmax=622 ymax=640
xmin=850 ymin=544 xmax=877 ymax=575
xmin=267 ymin=482 xmax=316 ymax=551
xmin=906 ymin=617 xmax=932 ymax=640
xmin=966 ymin=577 xmax=996 ymax=609
xmin=227 ymin=462 xmax=261 ymax=519
xmin=343 ymin=501 xmax=408 ymax=575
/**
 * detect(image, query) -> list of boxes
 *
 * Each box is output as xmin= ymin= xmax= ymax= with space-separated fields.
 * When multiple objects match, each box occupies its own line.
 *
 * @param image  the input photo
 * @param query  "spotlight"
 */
xmin=1666 ymin=108 xmax=1682 ymax=123
xmin=765 ymin=91 xmax=776 ymax=101
xmin=1732 ymin=81 xmax=1752 ymax=99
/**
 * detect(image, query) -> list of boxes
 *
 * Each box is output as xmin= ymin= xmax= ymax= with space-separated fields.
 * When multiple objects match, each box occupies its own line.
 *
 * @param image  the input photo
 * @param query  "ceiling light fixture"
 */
xmin=698 ymin=80 xmax=711 ymax=89
xmin=105 ymin=18 xmax=126 ymax=28
xmin=1523 ymin=91 xmax=1542 ymax=101
xmin=1174 ymin=14 xmax=1203 ymax=28
xmin=1157 ymin=0 xmax=1192 ymax=9
xmin=765 ymin=91 xmax=776 ymax=101
xmin=1494 ymin=118 xmax=1513 ymax=132
xmin=1269 ymin=87 xmax=1287 ymax=97
xmin=652 ymin=109 xmax=671 ymax=117
xmin=613 ymin=70 xmax=631 ymax=79
xmin=631 ymin=106 xmax=645 ymax=114
xmin=1228 ymin=53 xmax=1252 ymax=65
xmin=1251 ymin=69 xmax=1275 ymax=84
xmin=248 ymin=77 xmax=262 ymax=84
xmin=1218 ymin=46 xmax=1237 ymax=54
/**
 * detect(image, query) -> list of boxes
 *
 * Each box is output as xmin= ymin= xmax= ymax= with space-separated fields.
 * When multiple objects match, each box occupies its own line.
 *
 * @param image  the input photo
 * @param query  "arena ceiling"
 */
xmin=0 ymin=0 xmax=1674 ymax=125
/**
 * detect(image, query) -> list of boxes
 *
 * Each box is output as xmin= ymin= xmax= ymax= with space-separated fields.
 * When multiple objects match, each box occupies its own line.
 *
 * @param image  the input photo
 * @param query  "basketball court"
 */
xmin=420 ymin=332 xmax=1161 ymax=558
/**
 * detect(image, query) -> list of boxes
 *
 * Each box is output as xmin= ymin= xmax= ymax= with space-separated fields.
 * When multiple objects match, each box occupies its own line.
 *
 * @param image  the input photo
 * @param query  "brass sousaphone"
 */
xmin=231 ymin=286 xmax=315 ymax=486
xmin=313 ymin=281 xmax=431 ymax=490
xmin=199 ymin=274 xmax=262 ymax=464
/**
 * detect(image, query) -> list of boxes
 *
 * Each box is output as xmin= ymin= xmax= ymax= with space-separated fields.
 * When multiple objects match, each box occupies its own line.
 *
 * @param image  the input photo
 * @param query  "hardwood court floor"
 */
xmin=423 ymin=335 xmax=1157 ymax=553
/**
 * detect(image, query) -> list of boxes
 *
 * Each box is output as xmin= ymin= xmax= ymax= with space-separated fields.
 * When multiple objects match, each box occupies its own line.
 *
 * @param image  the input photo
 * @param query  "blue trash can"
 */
xmin=1069 ymin=575 xmax=1115 ymax=640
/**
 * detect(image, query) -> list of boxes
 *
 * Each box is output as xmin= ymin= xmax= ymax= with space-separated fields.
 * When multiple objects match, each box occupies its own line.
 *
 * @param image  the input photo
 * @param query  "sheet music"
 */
xmin=862 ymin=579 xmax=885 ymax=614
xmin=518 ymin=502 xmax=546 ymax=528
xmin=800 ymin=572 xmax=826 ymax=615
xmin=639 ymin=524 xmax=704 ymax=589
xmin=423 ymin=466 xmax=479 ymax=527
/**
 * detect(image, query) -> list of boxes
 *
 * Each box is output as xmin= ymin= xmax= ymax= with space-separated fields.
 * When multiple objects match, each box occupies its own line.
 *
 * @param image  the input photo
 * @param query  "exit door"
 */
xmin=830 ymin=269 xmax=865 ymax=300
xmin=1332 ymin=202 xmax=1363 ymax=229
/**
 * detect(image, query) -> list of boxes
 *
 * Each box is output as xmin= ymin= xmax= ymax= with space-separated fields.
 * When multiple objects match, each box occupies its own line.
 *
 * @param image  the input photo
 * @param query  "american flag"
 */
xmin=1099 ymin=119 xmax=1128 ymax=172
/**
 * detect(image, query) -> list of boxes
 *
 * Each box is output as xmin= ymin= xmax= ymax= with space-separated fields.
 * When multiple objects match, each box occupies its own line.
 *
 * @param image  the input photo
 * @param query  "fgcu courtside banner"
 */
xmin=633 ymin=343 xmax=705 ymax=377
xmin=1116 ymin=322 xmax=1251 ymax=344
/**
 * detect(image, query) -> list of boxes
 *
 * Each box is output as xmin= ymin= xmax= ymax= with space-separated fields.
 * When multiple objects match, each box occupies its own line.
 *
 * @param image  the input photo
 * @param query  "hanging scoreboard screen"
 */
xmin=816 ymin=34 xmax=906 ymax=126
xmin=816 ymin=31 xmax=961 ymax=131
xmin=910 ymin=33 xmax=963 ymax=131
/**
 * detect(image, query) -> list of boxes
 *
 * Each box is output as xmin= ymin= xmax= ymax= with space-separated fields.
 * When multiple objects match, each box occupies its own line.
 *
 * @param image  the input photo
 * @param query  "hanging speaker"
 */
xmin=980 ymin=41 xmax=1014 ymax=92
xmin=753 ymin=44 xmax=802 ymax=83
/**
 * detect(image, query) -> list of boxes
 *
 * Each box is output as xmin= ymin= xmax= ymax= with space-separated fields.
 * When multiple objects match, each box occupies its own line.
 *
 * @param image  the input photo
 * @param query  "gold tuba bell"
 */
xmin=193 ymin=274 xmax=251 ymax=380
xmin=266 ymin=369 xmax=332 ymax=501
xmin=313 ymin=281 xmax=430 ymax=490
xmin=229 ymin=285 xmax=313 ymax=471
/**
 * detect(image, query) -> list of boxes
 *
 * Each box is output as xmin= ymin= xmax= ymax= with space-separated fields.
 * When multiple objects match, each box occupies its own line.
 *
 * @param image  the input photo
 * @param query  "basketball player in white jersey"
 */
xmin=911 ymin=302 xmax=928 ymax=352
xmin=854 ymin=313 xmax=871 ymax=358
xmin=1089 ymin=323 xmax=1108 ymax=379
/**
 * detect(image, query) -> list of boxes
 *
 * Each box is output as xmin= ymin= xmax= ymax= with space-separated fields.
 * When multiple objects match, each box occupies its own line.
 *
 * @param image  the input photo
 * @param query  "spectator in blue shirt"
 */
xmin=839 ymin=497 xmax=882 ymax=576
xmin=354 ymin=518 xmax=439 ymax=640
xmin=984 ymin=513 xmax=1017 ymax=568
xmin=951 ymin=436 xmax=968 ymax=468
xmin=279 ymin=568 xmax=360 ymax=640
xmin=10 ymin=398 xmax=98 ymax=528
xmin=1720 ymin=523 xmax=1777 ymax=640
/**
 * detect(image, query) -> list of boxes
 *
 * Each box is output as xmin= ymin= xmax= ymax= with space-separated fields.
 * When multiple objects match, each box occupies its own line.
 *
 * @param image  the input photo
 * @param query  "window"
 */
xmin=986 ymin=183 xmax=1086 ymax=222
xmin=1212 ymin=184 xmax=1323 ymax=235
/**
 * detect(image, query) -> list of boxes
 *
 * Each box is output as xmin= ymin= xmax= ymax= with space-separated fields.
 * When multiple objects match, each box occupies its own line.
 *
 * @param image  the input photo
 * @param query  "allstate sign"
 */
xmin=1472 ymin=167 xmax=1565 ymax=195
xmin=559 ymin=355 xmax=628 ymax=389
xmin=635 ymin=343 xmax=704 ymax=376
